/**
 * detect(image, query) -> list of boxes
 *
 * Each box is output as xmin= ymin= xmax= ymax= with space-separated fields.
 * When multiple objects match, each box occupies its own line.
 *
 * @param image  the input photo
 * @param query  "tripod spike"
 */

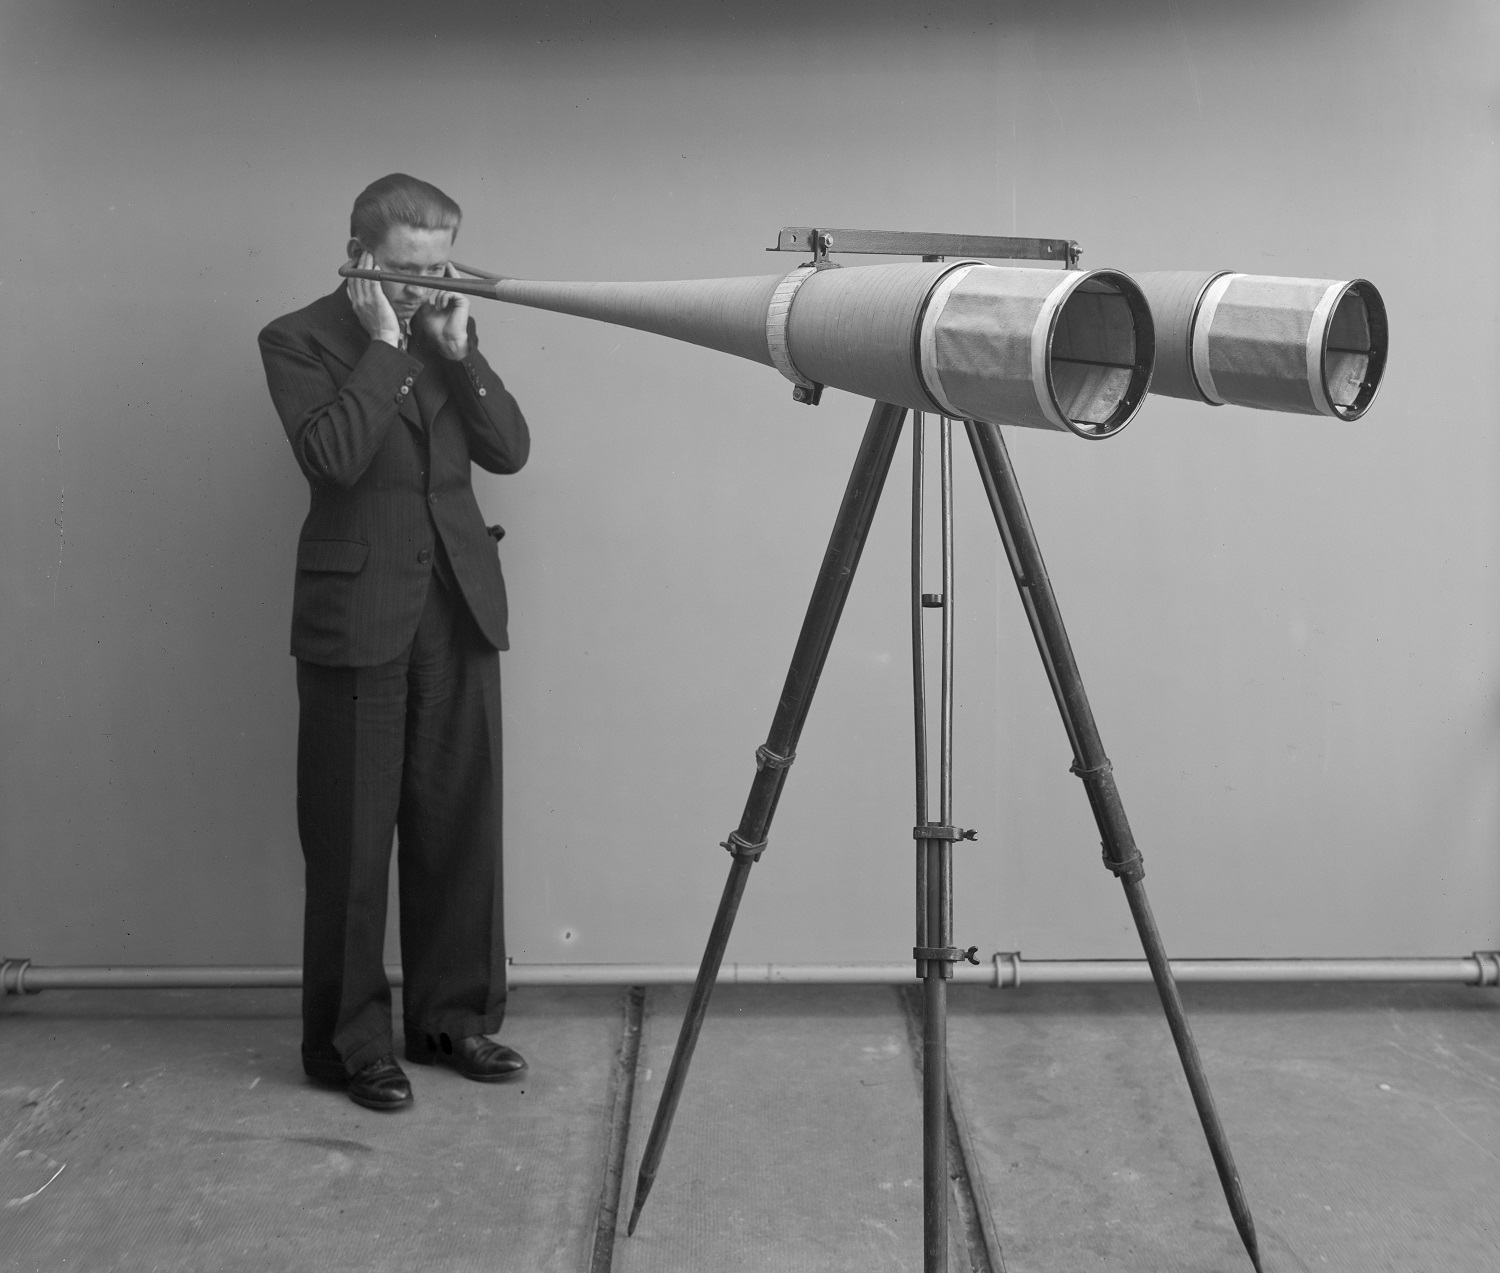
xmin=965 ymin=419 xmax=1265 ymax=1272
xmin=627 ymin=855 xmax=752 ymax=1235
xmin=625 ymin=402 xmax=908 ymax=1237
xmin=1123 ymin=877 xmax=1264 ymax=1271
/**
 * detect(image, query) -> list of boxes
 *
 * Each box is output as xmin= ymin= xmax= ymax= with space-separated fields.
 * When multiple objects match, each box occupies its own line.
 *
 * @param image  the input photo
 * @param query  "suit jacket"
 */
xmin=259 ymin=287 xmax=530 ymax=666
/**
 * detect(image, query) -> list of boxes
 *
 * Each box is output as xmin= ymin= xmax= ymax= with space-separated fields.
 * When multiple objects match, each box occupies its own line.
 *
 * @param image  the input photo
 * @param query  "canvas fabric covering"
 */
xmin=926 ymin=266 xmax=1142 ymax=434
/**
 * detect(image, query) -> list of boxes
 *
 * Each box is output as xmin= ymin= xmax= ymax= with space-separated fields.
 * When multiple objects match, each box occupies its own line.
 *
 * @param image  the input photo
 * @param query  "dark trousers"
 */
xmin=295 ymin=577 xmax=507 ymax=1076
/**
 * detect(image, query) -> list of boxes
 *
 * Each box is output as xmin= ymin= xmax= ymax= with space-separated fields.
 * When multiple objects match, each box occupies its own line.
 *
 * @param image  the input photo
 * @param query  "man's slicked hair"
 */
xmin=350 ymin=173 xmax=462 ymax=253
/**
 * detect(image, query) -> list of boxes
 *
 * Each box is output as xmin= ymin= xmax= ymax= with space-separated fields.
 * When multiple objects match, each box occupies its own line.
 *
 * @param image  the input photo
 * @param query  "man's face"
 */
xmin=371 ymin=224 xmax=454 ymax=323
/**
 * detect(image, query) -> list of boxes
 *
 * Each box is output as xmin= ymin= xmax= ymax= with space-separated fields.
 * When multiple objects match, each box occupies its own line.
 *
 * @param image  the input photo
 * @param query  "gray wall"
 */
xmin=2 ymin=0 xmax=1495 ymax=968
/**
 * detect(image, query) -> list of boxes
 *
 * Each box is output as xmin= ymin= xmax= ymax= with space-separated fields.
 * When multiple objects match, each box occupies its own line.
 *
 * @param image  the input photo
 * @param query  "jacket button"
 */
xmin=428 ymin=492 xmax=439 ymax=504
xmin=404 ymin=375 xmax=414 ymax=385
xmin=478 ymin=387 xmax=487 ymax=397
xmin=417 ymin=549 xmax=432 ymax=564
xmin=399 ymin=385 xmax=410 ymax=395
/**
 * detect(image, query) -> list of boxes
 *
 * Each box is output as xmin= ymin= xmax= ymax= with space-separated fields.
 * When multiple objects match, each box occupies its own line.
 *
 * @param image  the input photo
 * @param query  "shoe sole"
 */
xmin=347 ymin=1088 xmax=414 ymax=1112
xmin=404 ymin=1045 xmax=527 ymax=1083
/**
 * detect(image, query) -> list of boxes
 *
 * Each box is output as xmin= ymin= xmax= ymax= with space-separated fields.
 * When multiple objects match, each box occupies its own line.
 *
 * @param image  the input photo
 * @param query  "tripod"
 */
xmin=623 ymin=399 xmax=1265 ymax=1272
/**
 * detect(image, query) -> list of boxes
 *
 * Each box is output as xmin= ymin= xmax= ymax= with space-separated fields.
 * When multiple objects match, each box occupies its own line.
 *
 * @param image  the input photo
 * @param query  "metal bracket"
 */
xmin=804 ymin=229 xmax=841 ymax=271
xmin=913 ymin=824 xmax=978 ymax=842
xmin=914 ymin=946 xmax=981 ymax=965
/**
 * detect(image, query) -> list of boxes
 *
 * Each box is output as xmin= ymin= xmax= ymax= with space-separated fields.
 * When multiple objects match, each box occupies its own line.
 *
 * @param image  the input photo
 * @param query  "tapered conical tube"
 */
xmin=489 ymin=274 xmax=785 ymax=367
xmin=1136 ymin=270 xmax=1387 ymax=419
xmin=342 ymin=260 xmax=1157 ymax=438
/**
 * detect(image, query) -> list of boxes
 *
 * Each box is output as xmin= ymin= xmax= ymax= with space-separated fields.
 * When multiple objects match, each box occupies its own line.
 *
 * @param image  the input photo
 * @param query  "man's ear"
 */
xmin=346 ymin=238 xmax=364 ymax=261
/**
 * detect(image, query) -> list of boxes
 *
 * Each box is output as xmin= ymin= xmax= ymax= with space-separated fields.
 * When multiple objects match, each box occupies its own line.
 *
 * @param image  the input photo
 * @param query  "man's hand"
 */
xmin=346 ymin=251 xmax=403 ymax=347
xmin=415 ymin=263 xmax=472 ymax=360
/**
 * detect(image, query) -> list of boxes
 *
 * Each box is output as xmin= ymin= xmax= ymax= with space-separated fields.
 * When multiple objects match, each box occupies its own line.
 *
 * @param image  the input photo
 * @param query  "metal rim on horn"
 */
xmin=1317 ymin=278 xmax=1387 ymax=421
xmin=1035 ymin=269 xmax=1156 ymax=441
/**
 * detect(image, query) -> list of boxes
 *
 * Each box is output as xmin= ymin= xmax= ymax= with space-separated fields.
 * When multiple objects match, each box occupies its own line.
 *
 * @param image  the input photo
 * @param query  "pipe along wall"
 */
xmin=7 ymin=954 xmax=1495 ymax=994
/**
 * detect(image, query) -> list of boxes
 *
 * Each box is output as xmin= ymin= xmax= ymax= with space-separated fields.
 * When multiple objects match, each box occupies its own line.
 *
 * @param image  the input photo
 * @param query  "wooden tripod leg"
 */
xmin=626 ymin=400 xmax=908 ymax=1236
xmin=964 ymin=420 xmax=1264 ymax=1273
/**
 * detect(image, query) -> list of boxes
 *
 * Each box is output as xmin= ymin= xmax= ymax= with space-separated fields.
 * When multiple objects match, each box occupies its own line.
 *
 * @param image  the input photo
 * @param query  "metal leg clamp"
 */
xmin=720 ymin=830 xmax=768 ymax=862
xmin=755 ymin=745 xmax=796 ymax=771
xmin=912 ymin=824 xmax=978 ymax=842
xmin=1100 ymin=842 xmax=1146 ymax=885
xmin=913 ymin=946 xmax=980 ymax=965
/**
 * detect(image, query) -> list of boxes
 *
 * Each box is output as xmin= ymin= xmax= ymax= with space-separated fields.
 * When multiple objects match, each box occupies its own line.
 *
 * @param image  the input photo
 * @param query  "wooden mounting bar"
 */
xmin=770 ymin=226 xmax=1079 ymax=265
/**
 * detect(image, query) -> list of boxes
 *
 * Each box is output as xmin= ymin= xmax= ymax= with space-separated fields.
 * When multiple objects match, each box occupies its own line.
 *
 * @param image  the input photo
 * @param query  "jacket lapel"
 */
xmin=408 ymin=325 xmax=451 ymax=424
xmin=307 ymin=287 xmax=370 ymax=373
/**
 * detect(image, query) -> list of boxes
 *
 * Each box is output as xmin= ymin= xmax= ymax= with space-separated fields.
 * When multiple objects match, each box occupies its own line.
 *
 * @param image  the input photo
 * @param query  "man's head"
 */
xmin=347 ymin=174 xmax=462 ymax=323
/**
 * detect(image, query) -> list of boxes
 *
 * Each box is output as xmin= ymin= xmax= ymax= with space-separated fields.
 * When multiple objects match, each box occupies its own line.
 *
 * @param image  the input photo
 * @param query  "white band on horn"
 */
xmin=1305 ymin=280 xmax=1348 ymax=418
xmin=1028 ymin=271 xmax=1092 ymax=432
xmin=917 ymin=262 xmax=981 ymax=418
xmin=1190 ymin=272 xmax=1243 ymax=406
xmin=766 ymin=266 xmax=820 ymax=392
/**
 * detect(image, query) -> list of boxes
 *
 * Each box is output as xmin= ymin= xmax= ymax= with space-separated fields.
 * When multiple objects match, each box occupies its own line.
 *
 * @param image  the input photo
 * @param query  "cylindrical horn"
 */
xmin=341 ymin=260 xmax=1156 ymax=439
xmin=1136 ymin=270 xmax=1388 ymax=420
xmin=904 ymin=263 xmax=1153 ymax=438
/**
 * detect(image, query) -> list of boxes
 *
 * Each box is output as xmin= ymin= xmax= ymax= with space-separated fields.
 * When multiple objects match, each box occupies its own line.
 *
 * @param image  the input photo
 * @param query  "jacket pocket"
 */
xmin=297 ymin=538 xmax=369 ymax=573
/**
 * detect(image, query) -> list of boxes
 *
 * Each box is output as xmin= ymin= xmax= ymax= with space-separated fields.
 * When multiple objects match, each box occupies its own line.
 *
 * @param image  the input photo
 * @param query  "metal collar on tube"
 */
xmin=915 ymin=261 xmax=984 ymax=418
xmin=766 ymin=265 xmax=821 ymax=399
xmin=1190 ymin=271 xmax=1243 ymax=405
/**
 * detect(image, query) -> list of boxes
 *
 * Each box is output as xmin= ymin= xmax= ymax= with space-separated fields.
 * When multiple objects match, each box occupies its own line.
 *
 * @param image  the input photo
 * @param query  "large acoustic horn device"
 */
xmin=342 ymin=250 xmax=1157 ymax=440
xmin=1136 ymin=271 xmax=1388 ymax=419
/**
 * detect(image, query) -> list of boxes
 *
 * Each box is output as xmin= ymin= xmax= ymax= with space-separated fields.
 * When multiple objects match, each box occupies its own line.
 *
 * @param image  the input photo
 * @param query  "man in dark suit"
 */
xmin=259 ymin=174 xmax=530 ymax=1111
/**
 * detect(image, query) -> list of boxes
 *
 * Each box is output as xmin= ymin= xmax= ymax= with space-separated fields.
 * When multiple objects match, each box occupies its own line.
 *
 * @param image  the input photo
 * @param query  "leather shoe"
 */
xmin=406 ymin=1032 xmax=527 ymax=1082
xmin=345 ymin=1054 xmax=414 ymax=1111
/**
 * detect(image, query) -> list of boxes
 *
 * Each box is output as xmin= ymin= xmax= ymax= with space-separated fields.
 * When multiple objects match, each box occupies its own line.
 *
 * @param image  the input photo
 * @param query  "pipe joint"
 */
xmin=1473 ymin=951 xmax=1500 ymax=987
xmin=1 ymin=958 xmax=37 ymax=995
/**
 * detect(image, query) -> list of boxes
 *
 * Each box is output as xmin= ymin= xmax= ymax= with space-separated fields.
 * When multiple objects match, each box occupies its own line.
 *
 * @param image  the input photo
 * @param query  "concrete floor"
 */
xmin=2 ymin=980 xmax=1496 ymax=1272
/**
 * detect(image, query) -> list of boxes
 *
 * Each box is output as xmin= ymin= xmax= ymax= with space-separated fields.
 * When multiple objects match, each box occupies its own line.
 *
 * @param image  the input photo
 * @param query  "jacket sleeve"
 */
xmin=259 ymin=323 xmax=425 ymax=487
xmin=443 ymin=320 xmax=531 ymax=476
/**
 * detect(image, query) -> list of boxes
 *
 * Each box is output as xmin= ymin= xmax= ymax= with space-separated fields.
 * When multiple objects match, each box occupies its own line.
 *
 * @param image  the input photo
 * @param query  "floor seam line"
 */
xmin=586 ymin=984 xmax=646 ymax=1273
